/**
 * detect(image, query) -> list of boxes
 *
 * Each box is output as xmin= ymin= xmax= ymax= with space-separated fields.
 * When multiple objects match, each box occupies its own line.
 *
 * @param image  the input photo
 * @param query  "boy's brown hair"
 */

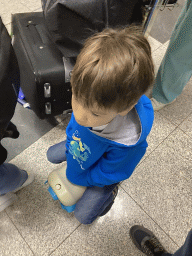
xmin=70 ymin=24 xmax=155 ymax=112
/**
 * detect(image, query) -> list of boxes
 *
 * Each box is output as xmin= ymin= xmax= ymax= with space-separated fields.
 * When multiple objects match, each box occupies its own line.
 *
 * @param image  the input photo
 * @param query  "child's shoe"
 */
xmin=99 ymin=185 xmax=119 ymax=217
xmin=0 ymin=193 xmax=17 ymax=212
xmin=150 ymin=98 xmax=176 ymax=111
xmin=13 ymin=171 xmax=35 ymax=193
xmin=129 ymin=225 xmax=168 ymax=256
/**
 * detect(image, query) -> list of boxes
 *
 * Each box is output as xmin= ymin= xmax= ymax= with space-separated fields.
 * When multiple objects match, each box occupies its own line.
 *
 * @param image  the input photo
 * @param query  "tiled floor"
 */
xmin=1 ymin=0 xmax=191 ymax=255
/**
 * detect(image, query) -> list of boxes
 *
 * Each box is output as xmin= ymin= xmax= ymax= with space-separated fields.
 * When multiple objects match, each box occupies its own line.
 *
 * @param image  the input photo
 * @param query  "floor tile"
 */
xmin=0 ymin=0 xmax=30 ymax=25
xmin=147 ymin=35 xmax=163 ymax=52
xmin=6 ymin=122 xmax=79 ymax=256
xmin=145 ymin=111 xmax=176 ymax=157
xmin=158 ymin=80 xmax=192 ymax=125
xmin=50 ymin=188 xmax=177 ymax=256
xmin=151 ymin=42 xmax=169 ymax=75
xmin=149 ymin=0 xmax=185 ymax=44
xmin=121 ymin=128 xmax=192 ymax=246
xmin=0 ymin=211 xmax=34 ymax=256
xmin=20 ymin=0 xmax=42 ymax=11
xmin=145 ymin=39 xmax=169 ymax=99
xmin=6 ymin=186 xmax=80 ymax=256
xmin=33 ymin=8 xmax=43 ymax=12
xmin=5 ymin=23 xmax=11 ymax=34
xmin=179 ymin=112 xmax=192 ymax=139
xmin=2 ymin=104 xmax=68 ymax=162
xmin=163 ymin=39 xmax=170 ymax=49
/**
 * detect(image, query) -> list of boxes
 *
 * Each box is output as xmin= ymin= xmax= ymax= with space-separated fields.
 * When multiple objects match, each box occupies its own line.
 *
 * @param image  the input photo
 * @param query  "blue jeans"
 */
xmin=162 ymin=229 xmax=192 ymax=256
xmin=152 ymin=0 xmax=192 ymax=104
xmin=47 ymin=141 xmax=118 ymax=224
xmin=0 ymin=163 xmax=28 ymax=195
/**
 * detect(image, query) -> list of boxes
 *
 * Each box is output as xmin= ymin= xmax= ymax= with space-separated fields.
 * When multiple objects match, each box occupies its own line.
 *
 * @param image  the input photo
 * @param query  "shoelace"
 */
xmin=143 ymin=237 xmax=165 ymax=256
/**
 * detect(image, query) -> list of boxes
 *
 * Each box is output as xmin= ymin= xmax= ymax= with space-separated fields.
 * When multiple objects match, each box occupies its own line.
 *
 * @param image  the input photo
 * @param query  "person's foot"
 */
xmin=3 ymin=122 xmax=20 ymax=139
xmin=150 ymin=98 xmax=176 ymax=111
xmin=0 ymin=171 xmax=34 ymax=212
xmin=130 ymin=225 xmax=168 ymax=256
xmin=13 ymin=171 xmax=35 ymax=193
xmin=0 ymin=193 xmax=17 ymax=212
xmin=99 ymin=185 xmax=119 ymax=217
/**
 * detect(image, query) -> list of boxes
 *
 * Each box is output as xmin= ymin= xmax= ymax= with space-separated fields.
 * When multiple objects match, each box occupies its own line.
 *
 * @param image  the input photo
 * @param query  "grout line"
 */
xmin=19 ymin=3 xmax=41 ymax=13
xmin=152 ymin=39 xmax=169 ymax=53
xmin=7 ymin=114 xmax=70 ymax=163
xmin=5 ymin=210 xmax=36 ymax=255
xmin=32 ymin=8 xmax=43 ymax=13
xmin=157 ymin=103 xmax=192 ymax=129
xmin=177 ymin=126 xmax=192 ymax=141
xmin=48 ymin=223 xmax=82 ymax=256
xmin=119 ymin=185 xmax=180 ymax=249
xmin=136 ymin=106 xmax=192 ymax=172
xmin=133 ymin=126 xmax=178 ymax=172
xmin=156 ymin=111 xmax=180 ymax=127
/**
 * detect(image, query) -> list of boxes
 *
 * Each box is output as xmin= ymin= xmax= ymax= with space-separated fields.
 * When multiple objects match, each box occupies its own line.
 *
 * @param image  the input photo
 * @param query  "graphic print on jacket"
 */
xmin=69 ymin=130 xmax=91 ymax=169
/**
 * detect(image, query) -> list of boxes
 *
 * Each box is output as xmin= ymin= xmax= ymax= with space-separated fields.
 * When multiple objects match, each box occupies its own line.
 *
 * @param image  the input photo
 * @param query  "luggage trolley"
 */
xmin=143 ymin=0 xmax=179 ymax=37
xmin=12 ymin=0 xmax=179 ymax=119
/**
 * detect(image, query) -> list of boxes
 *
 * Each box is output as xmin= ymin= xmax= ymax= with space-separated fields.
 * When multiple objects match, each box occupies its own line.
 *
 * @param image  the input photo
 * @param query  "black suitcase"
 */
xmin=12 ymin=12 xmax=75 ymax=119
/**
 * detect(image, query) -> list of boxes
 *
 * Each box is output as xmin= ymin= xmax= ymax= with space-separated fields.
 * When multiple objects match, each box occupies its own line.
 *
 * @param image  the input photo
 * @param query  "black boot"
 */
xmin=0 ymin=143 xmax=7 ymax=164
xmin=99 ymin=185 xmax=119 ymax=217
xmin=130 ymin=225 xmax=168 ymax=256
xmin=3 ymin=122 xmax=19 ymax=139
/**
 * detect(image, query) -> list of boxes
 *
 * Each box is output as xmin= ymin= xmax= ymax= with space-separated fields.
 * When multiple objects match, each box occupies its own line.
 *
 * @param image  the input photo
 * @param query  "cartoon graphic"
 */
xmin=69 ymin=131 xmax=91 ymax=169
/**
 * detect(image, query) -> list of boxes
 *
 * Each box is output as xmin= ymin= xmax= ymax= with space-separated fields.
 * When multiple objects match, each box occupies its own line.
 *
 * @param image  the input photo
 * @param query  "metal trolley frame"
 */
xmin=143 ymin=0 xmax=179 ymax=37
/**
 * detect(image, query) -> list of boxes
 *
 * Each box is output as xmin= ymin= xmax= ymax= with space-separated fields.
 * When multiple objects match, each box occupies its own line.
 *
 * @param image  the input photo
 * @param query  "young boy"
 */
xmin=47 ymin=24 xmax=155 ymax=224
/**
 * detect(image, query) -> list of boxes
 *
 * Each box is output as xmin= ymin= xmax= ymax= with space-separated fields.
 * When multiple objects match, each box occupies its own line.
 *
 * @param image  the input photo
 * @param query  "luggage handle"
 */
xmin=27 ymin=23 xmax=43 ymax=45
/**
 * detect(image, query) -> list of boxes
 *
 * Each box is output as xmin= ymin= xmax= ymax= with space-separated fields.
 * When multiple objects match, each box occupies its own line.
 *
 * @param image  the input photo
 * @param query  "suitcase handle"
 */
xmin=27 ymin=24 xmax=43 ymax=45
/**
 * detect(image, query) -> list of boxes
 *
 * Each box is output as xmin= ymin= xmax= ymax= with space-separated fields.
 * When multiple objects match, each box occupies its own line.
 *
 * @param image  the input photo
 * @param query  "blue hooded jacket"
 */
xmin=65 ymin=95 xmax=154 ymax=187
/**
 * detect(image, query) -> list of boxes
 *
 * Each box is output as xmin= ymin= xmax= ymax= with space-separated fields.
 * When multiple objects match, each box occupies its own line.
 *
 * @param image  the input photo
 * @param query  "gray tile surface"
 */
xmin=2 ymin=104 xmax=67 ymax=163
xmin=147 ymin=35 xmax=163 ymax=53
xmin=151 ymin=41 xmax=170 ymax=75
xmin=146 ymin=111 xmax=176 ymax=157
xmin=0 ymin=211 xmax=34 ymax=256
xmin=121 ymin=128 xmax=192 ymax=246
xmin=0 ymin=0 xmax=30 ymax=25
xmin=150 ymin=0 xmax=186 ymax=43
xmin=158 ymin=80 xmax=192 ymax=125
xmin=50 ymin=189 xmax=178 ymax=256
xmin=20 ymin=0 xmax=42 ymax=11
xmin=7 ymin=120 xmax=79 ymax=256
xmin=6 ymin=114 xmax=190 ymax=255
xmin=179 ymin=112 xmax=192 ymax=138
